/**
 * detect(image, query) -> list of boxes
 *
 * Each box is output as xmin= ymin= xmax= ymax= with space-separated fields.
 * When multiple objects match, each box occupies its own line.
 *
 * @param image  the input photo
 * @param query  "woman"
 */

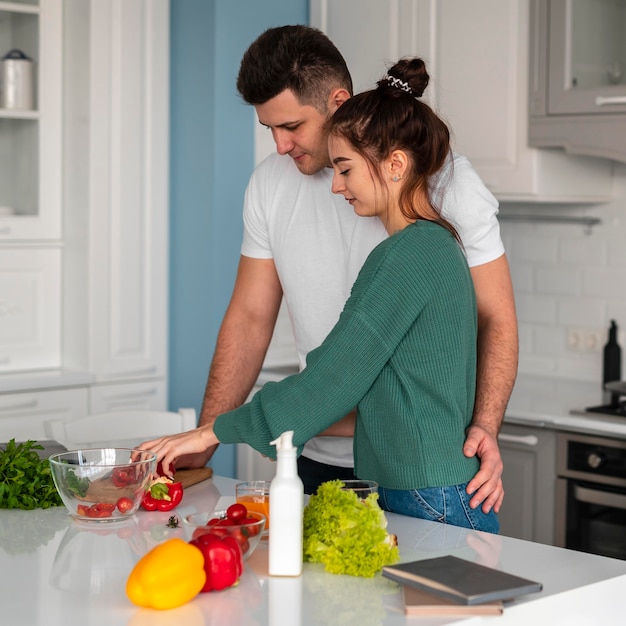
xmin=142 ymin=58 xmax=499 ymax=533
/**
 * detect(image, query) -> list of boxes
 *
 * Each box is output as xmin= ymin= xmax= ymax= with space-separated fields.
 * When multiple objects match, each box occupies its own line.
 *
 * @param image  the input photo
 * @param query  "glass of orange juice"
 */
xmin=236 ymin=481 xmax=271 ymax=530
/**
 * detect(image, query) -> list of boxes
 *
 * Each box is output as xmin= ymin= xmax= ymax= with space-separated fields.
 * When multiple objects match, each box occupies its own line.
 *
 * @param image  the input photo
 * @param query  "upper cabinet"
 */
xmin=0 ymin=0 xmax=61 ymax=240
xmin=311 ymin=0 xmax=614 ymax=203
xmin=529 ymin=0 xmax=626 ymax=163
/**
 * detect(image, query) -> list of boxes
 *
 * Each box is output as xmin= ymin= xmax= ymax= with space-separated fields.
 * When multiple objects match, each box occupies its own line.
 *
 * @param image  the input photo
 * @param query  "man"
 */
xmin=181 ymin=25 xmax=518 ymax=513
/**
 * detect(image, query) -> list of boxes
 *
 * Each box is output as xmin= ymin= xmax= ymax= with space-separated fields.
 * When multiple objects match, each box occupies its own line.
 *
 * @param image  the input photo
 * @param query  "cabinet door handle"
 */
xmin=595 ymin=95 xmax=626 ymax=106
xmin=498 ymin=433 xmax=539 ymax=447
xmin=574 ymin=484 xmax=626 ymax=511
xmin=101 ymin=387 xmax=158 ymax=400
xmin=0 ymin=399 xmax=38 ymax=412
xmin=104 ymin=366 xmax=159 ymax=378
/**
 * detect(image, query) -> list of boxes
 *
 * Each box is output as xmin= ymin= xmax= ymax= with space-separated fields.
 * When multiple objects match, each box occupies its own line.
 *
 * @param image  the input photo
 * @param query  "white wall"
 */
xmin=501 ymin=162 xmax=626 ymax=384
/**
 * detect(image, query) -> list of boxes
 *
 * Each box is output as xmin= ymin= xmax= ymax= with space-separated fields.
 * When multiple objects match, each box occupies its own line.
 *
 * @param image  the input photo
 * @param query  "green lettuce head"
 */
xmin=302 ymin=480 xmax=400 ymax=577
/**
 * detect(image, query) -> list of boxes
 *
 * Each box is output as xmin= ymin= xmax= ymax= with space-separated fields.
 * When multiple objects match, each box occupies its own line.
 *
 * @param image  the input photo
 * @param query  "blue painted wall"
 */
xmin=168 ymin=1 xmax=308 ymax=477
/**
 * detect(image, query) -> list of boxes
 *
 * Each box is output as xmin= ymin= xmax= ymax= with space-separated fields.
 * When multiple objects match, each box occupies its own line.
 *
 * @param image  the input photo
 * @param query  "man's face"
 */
xmin=255 ymin=89 xmax=332 ymax=175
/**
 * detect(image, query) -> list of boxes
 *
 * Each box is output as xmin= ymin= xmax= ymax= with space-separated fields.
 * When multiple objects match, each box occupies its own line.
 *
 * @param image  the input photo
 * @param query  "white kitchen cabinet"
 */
xmin=0 ymin=247 xmax=61 ymax=372
xmin=0 ymin=0 xmax=62 ymax=240
xmin=0 ymin=0 xmax=169 ymax=443
xmin=498 ymin=422 xmax=557 ymax=545
xmin=0 ymin=387 xmax=88 ymax=442
xmin=311 ymin=0 xmax=614 ymax=202
xmin=89 ymin=380 xmax=167 ymax=414
xmin=529 ymin=0 xmax=626 ymax=163
xmin=0 ymin=0 xmax=63 ymax=377
xmin=62 ymin=0 xmax=169 ymax=386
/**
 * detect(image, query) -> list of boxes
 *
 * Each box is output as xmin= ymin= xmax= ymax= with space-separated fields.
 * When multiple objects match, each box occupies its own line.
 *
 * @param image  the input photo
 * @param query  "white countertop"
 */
xmin=504 ymin=374 xmax=626 ymax=439
xmin=2 ymin=475 xmax=626 ymax=625
xmin=0 ymin=368 xmax=95 ymax=393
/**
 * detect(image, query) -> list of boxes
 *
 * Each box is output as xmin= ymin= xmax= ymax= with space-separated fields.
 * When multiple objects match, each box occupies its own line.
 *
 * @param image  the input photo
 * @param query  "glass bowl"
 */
xmin=48 ymin=448 xmax=156 ymax=522
xmin=340 ymin=480 xmax=378 ymax=500
xmin=183 ymin=510 xmax=266 ymax=560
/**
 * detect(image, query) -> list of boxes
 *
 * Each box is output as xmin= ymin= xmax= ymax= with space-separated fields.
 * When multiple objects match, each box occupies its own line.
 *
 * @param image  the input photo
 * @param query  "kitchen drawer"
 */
xmin=89 ymin=379 xmax=167 ymax=413
xmin=0 ymin=387 xmax=88 ymax=442
xmin=0 ymin=247 xmax=61 ymax=372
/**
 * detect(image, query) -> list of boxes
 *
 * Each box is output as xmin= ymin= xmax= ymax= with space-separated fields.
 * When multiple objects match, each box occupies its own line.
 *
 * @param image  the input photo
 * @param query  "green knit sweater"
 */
xmin=214 ymin=221 xmax=479 ymax=490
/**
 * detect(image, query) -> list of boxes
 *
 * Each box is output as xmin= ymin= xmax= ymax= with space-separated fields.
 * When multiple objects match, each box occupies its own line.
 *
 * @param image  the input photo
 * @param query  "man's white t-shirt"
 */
xmin=241 ymin=151 xmax=504 ymax=468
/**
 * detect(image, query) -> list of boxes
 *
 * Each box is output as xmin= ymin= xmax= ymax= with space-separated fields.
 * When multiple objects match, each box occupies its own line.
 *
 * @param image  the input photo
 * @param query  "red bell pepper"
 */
xmin=141 ymin=478 xmax=183 ymax=512
xmin=189 ymin=532 xmax=243 ymax=592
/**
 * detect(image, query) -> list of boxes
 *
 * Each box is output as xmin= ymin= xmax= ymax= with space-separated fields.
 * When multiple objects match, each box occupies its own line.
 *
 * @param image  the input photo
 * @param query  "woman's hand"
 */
xmin=139 ymin=426 xmax=219 ymax=477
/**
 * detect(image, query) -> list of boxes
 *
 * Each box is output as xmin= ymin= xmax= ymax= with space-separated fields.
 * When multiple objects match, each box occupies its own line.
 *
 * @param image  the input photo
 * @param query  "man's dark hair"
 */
xmin=237 ymin=25 xmax=353 ymax=112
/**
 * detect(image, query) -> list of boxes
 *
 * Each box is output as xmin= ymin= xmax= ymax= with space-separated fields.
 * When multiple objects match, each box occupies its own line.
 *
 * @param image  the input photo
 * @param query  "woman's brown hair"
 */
xmin=327 ymin=58 xmax=459 ymax=242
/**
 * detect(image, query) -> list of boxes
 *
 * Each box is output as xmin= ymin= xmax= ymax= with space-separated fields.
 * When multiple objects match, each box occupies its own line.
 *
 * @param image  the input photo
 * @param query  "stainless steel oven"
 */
xmin=556 ymin=432 xmax=626 ymax=560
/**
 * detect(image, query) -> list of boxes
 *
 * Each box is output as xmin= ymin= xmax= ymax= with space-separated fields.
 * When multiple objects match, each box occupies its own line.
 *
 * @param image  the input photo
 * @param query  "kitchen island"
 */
xmin=2 ymin=474 xmax=626 ymax=625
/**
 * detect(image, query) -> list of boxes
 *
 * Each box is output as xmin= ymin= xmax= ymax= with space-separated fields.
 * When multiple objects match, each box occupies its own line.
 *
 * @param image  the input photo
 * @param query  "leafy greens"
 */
xmin=303 ymin=479 xmax=399 ymax=577
xmin=0 ymin=439 xmax=63 ymax=510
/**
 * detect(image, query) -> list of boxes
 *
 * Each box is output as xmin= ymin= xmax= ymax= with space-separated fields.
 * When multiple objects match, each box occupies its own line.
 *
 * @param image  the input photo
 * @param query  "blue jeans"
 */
xmin=378 ymin=482 xmax=500 ymax=534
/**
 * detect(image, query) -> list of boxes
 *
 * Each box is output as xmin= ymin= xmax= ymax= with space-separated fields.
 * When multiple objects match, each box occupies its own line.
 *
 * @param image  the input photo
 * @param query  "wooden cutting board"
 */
xmin=174 ymin=467 xmax=214 ymax=488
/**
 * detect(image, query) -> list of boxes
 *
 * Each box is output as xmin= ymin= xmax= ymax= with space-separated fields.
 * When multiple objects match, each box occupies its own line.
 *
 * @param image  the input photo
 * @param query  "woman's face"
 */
xmin=328 ymin=135 xmax=387 ymax=219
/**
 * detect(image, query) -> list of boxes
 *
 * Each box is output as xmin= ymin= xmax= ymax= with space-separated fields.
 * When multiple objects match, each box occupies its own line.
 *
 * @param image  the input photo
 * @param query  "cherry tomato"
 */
xmin=244 ymin=515 xmax=261 ymax=536
xmin=236 ymin=537 xmax=250 ymax=554
xmin=116 ymin=497 xmax=134 ymax=513
xmin=111 ymin=467 xmax=133 ymax=487
xmin=192 ymin=527 xmax=212 ymax=541
xmin=226 ymin=503 xmax=247 ymax=523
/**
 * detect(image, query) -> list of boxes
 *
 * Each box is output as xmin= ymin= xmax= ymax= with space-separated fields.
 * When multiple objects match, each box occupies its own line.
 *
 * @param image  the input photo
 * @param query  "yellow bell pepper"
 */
xmin=126 ymin=538 xmax=206 ymax=610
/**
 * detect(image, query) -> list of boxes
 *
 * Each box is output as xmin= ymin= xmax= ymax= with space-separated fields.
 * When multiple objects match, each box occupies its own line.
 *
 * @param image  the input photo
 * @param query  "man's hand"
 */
xmin=463 ymin=424 xmax=504 ymax=514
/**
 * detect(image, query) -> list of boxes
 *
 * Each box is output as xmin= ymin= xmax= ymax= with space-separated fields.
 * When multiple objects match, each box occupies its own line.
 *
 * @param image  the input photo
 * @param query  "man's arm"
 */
xmin=465 ymin=253 xmax=518 ymax=513
xmin=175 ymin=255 xmax=283 ymax=469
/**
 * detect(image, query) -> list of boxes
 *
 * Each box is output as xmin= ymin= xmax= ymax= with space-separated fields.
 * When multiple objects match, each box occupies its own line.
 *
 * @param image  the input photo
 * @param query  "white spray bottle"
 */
xmin=269 ymin=430 xmax=304 ymax=576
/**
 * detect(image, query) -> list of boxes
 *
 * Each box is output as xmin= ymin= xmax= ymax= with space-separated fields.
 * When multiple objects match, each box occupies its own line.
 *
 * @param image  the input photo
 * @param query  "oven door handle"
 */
xmin=498 ymin=434 xmax=539 ymax=447
xmin=574 ymin=484 xmax=626 ymax=510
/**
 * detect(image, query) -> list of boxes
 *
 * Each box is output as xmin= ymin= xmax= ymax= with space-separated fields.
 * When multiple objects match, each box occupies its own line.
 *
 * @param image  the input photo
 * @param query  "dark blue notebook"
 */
xmin=382 ymin=555 xmax=542 ymax=605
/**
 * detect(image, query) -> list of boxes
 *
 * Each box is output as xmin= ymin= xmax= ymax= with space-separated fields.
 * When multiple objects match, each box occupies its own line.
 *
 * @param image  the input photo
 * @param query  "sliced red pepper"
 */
xmin=189 ymin=532 xmax=243 ymax=592
xmin=86 ymin=504 xmax=113 ymax=518
xmin=141 ymin=478 xmax=183 ymax=512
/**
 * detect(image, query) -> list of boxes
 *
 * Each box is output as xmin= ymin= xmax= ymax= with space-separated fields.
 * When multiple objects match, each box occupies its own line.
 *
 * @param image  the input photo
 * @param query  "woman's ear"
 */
xmin=389 ymin=150 xmax=409 ymax=181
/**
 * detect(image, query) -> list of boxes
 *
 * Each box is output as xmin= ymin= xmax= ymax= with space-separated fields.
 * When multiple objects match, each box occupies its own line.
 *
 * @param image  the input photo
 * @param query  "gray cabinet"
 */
xmin=498 ymin=422 xmax=557 ymax=545
xmin=529 ymin=0 xmax=626 ymax=162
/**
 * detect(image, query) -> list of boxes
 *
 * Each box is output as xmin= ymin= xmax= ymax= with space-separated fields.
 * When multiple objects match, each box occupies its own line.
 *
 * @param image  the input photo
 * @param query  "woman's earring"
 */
xmin=392 ymin=175 xmax=402 ymax=182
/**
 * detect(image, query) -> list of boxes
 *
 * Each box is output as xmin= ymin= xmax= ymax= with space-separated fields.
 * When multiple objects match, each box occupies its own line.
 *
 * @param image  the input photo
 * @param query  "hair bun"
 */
xmin=383 ymin=58 xmax=429 ymax=98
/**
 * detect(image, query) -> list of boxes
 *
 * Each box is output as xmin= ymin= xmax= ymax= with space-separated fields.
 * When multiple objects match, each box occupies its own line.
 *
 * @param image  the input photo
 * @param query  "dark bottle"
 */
xmin=603 ymin=320 xmax=621 ymax=407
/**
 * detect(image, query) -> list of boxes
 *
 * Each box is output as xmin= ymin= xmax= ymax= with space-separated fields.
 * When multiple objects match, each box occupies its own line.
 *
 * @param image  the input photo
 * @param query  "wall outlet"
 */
xmin=567 ymin=328 xmax=605 ymax=353
xmin=585 ymin=329 xmax=604 ymax=352
xmin=567 ymin=328 xmax=584 ymax=351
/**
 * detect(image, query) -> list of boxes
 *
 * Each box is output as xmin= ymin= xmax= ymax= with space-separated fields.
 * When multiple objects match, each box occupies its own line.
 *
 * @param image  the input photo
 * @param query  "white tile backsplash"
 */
xmin=502 ymin=161 xmax=626 ymax=384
